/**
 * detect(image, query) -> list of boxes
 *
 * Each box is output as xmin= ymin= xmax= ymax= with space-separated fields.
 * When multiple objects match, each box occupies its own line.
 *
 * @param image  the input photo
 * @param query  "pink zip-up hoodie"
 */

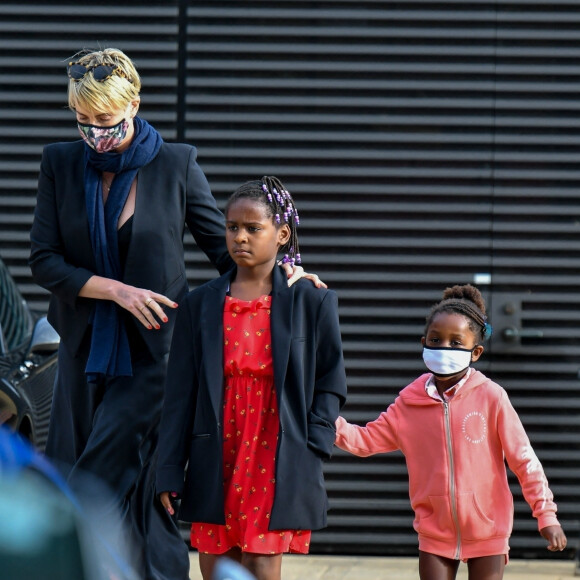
xmin=335 ymin=370 xmax=560 ymax=561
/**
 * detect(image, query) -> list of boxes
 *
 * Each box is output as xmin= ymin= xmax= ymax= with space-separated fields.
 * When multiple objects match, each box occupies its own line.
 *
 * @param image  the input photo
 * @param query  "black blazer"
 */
xmin=156 ymin=265 xmax=347 ymax=531
xmin=29 ymin=139 xmax=232 ymax=360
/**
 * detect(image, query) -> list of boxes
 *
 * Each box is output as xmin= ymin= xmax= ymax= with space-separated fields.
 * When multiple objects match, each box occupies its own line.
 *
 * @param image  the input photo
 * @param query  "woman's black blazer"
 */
xmin=156 ymin=265 xmax=347 ymax=531
xmin=29 ymin=139 xmax=232 ymax=360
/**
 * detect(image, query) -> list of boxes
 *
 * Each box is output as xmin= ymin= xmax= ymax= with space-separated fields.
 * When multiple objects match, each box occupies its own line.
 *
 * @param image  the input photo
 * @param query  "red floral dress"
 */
xmin=190 ymin=294 xmax=311 ymax=554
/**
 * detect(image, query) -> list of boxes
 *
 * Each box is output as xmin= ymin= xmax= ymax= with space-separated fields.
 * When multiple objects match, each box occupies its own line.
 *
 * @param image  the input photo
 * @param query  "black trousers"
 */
xmin=46 ymin=333 xmax=189 ymax=580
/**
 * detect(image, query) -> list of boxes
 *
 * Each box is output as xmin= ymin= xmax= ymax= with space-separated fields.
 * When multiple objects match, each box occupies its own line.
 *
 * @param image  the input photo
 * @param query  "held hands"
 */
xmin=281 ymin=262 xmax=327 ymax=288
xmin=159 ymin=491 xmax=178 ymax=516
xmin=540 ymin=525 xmax=567 ymax=551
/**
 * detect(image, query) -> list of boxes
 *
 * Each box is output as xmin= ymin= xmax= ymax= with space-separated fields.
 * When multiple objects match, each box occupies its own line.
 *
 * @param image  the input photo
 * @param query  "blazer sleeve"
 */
xmin=307 ymin=290 xmax=347 ymax=459
xmin=156 ymin=297 xmax=199 ymax=494
xmin=29 ymin=146 xmax=94 ymax=306
xmin=184 ymin=147 xmax=233 ymax=275
xmin=497 ymin=389 xmax=560 ymax=530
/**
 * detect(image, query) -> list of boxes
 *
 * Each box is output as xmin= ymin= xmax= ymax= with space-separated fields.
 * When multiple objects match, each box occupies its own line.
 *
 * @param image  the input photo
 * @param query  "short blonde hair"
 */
xmin=67 ymin=48 xmax=141 ymax=113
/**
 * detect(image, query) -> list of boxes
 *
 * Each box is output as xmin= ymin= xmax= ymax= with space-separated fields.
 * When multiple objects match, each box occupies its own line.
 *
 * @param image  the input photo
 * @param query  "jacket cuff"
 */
xmin=307 ymin=423 xmax=336 ymax=460
xmin=156 ymin=465 xmax=186 ymax=495
xmin=60 ymin=268 xmax=94 ymax=307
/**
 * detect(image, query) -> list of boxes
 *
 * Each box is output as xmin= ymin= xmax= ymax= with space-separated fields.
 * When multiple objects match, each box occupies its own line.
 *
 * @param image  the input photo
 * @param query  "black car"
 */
xmin=0 ymin=256 xmax=59 ymax=451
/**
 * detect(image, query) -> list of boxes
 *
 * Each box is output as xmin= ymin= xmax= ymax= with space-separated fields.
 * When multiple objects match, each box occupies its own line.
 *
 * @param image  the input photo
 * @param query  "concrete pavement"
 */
xmin=188 ymin=552 xmax=578 ymax=579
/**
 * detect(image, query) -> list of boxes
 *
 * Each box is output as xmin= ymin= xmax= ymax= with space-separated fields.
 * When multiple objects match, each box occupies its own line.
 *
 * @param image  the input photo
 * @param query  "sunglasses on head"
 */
xmin=67 ymin=62 xmax=127 ymax=82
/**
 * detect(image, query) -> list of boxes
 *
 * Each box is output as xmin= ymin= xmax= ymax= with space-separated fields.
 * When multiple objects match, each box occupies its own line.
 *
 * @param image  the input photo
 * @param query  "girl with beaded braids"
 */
xmin=156 ymin=177 xmax=347 ymax=580
xmin=335 ymin=284 xmax=566 ymax=580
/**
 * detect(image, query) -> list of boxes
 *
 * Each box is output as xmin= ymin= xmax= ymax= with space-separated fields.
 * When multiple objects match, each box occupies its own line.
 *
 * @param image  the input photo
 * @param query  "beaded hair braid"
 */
xmin=225 ymin=176 xmax=301 ymax=266
xmin=425 ymin=285 xmax=493 ymax=342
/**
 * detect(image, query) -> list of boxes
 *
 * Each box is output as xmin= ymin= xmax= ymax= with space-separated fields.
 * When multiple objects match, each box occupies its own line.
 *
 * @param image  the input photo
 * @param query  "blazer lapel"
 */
xmin=200 ymin=273 xmax=231 ymax=420
xmin=68 ymin=144 xmax=96 ymax=269
xmin=270 ymin=267 xmax=293 ymax=403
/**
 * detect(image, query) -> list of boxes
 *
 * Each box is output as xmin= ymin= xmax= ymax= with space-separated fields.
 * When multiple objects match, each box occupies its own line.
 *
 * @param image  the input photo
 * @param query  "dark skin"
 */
xmin=197 ymin=549 xmax=282 ymax=580
xmin=224 ymin=197 xmax=291 ymax=301
xmin=419 ymin=552 xmax=505 ymax=580
xmin=419 ymin=312 xmax=567 ymax=580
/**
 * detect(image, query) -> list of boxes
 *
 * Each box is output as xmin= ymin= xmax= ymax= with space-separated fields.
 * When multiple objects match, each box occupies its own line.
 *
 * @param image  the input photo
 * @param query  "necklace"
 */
xmin=102 ymin=175 xmax=114 ymax=192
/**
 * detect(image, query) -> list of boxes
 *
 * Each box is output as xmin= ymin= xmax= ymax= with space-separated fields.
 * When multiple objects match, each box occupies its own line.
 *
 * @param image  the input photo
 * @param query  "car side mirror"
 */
xmin=27 ymin=317 xmax=60 ymax=356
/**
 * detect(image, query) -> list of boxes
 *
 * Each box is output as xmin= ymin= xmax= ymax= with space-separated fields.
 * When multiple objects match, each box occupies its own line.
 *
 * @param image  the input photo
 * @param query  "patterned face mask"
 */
xmin=77 ymin=118 xmax=130 ymax=153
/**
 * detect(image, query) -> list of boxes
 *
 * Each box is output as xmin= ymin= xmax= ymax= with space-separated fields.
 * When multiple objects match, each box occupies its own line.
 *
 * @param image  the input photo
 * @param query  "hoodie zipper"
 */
xmin=443 ymin=401 xmax=461 ymax=560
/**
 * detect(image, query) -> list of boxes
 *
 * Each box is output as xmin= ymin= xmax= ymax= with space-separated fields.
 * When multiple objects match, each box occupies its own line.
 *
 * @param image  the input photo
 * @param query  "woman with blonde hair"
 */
xmin=29 ymin=47 xmax=312 ymax=580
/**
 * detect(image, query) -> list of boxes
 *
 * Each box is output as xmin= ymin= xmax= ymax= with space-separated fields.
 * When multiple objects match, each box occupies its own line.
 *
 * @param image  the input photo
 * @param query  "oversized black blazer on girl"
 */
xmin=29 ymin=139 xmax=232 ymax=360
xmin=156 ymin=265 xmax=347 ymax=531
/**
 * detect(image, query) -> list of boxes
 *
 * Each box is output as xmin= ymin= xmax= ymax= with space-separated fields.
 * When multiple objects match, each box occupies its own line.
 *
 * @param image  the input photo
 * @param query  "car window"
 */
xmin=0 ymin=258 xmax=32 ymax=352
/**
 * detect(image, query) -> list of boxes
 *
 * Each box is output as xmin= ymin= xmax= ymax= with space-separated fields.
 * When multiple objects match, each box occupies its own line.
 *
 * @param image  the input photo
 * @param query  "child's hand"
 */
xmin=159 ymin=491 xmax=178 ymax=516
xmin=540 ymin=525 xmax=567 ymax=551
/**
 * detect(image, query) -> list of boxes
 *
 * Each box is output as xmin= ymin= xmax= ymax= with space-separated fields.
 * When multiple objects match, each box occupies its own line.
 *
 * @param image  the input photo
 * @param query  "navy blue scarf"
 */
xmin=84 ymin=116 xmax=163 ymax=380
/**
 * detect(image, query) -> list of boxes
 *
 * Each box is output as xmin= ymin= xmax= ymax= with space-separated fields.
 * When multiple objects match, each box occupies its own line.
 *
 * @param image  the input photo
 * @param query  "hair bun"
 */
xmin=442 ymin=284 xmax=486 ymax=316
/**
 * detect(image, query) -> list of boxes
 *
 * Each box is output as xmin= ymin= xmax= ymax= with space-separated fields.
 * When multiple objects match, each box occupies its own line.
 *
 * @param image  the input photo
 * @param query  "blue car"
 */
xmin=0 ymin=256 xmax=59 ymax=451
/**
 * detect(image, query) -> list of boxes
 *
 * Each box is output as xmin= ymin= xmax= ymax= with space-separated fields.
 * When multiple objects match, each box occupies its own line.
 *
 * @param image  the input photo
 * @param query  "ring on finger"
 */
xmin=145 ymin=298 xmax=153 ymax=306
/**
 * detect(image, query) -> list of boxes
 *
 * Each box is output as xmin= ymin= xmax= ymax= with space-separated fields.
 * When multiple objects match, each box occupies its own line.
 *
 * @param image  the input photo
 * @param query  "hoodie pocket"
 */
xmin=416 ymin=493 xmax=496 ymax=541
xmin=457 ymin=491 xmax=496 ymax=540
xmin=416 ymin=495 xmax=455 ymax=540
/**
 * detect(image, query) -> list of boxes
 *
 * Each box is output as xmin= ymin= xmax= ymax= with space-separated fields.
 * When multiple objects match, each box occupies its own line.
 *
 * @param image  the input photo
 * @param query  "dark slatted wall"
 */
xmin=1 ymin=0 xmax=578 ymax=559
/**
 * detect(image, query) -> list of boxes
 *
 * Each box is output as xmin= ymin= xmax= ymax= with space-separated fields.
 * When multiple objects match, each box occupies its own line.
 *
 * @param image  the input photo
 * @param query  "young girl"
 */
xmin=335 ymin=284 xmax=567 ymax=580
xmin=156 ymin=176 xmax=347 ymax=580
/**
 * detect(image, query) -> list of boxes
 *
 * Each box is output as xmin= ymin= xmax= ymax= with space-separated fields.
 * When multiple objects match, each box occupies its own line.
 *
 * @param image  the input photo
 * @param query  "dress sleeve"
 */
xmin=498 ymin=389 xmax=560 ymax=530
xmin=183 ymin=147 xmax=234 ymax=275
xmin=334 ymin=402 xmax=401 ymax=457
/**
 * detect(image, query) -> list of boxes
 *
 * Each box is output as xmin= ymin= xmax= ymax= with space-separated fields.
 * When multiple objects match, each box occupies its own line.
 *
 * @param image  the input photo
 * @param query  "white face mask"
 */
xmin=422 ymin=346 xmax=473 ymax=377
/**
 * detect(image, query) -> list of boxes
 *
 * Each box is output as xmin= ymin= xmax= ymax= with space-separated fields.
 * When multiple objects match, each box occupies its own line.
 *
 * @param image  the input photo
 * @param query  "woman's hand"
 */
xmin=281 ymin=263 xmax=327 ymax=289
xmin=114 ymin=284 xmax=178 ymax=329
xmin=540 ymin=525 xmax=567 ymax=551
xmin=78 ymin=275 xmax=178 ymax=329
xmin=159 ymin=491 xmax=178 ymax=516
